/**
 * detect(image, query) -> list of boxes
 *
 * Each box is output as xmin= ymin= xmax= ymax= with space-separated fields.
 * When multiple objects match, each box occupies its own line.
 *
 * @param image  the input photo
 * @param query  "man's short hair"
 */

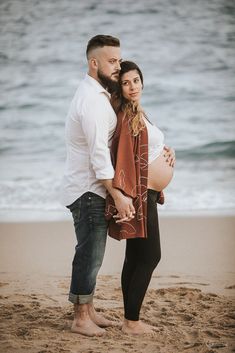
xmin=86 ymin=34 xmax=120 ymax=59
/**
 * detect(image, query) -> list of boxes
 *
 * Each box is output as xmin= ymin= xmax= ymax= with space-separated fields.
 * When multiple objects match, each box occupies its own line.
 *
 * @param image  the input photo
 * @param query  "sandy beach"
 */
xmin=0 ymin=213 xmax=235 ymax=353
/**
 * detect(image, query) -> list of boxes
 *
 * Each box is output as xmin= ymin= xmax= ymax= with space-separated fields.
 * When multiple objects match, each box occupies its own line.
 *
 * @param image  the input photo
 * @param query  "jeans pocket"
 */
xmin=69 ymin=198 xmax=82 ymax=224
xmin=91 ymin=197 xmax=107 ymax=228
xmin=72 ymin=206 xmax=81 ymax=223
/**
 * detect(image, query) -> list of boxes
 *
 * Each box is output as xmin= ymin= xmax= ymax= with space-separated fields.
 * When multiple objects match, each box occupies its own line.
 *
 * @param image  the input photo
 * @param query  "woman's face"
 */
xmin=121 ymin=69 xmax=142 ymax=103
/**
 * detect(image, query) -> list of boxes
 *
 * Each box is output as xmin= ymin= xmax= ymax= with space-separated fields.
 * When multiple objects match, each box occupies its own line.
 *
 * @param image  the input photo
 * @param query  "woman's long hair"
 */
xmin=111 ymin=61 xmax=146 ymax=136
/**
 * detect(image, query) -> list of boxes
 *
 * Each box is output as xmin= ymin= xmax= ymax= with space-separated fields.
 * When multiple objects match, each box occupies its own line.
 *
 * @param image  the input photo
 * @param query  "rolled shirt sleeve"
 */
xmin=80 ymin=93 xmax=115 ymax=180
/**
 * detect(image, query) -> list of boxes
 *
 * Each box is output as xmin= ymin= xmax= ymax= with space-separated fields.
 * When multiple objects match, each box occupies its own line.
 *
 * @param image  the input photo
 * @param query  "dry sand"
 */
xmin=0 ymin=214 xmax=235 ymax=353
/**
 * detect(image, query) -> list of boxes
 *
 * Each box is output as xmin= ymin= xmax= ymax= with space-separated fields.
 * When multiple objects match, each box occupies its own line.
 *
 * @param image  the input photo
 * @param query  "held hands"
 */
xmin=164 ymin=145 xmax=176 ymax=167
xmin=113 ymin=192 xmax=135 ymax=224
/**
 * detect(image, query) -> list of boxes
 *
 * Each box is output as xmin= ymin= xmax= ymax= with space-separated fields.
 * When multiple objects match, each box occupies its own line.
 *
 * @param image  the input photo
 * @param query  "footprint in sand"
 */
xmin=178 ymin=313 xmax=195 ymax=322
xmin=0 ymin=282 xmax=9 ymax=287
xmin=183 ymin=328 xmax=204 ymax=348
xmin=16 ymin=327 xmax=30 ymax=337
xmin=206 ymin=341 xmax=228 ymax=349
xmin=203 ymin=329 xmax=221 ymax=338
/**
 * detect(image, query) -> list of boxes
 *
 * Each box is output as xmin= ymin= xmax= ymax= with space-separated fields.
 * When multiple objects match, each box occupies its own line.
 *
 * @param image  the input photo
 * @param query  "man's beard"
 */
xmin=97 ymin=69 xmax=119 ymax=93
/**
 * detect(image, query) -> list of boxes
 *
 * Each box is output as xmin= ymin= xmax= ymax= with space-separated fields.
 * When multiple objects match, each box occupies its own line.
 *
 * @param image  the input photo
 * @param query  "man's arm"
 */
xmin=80 ymin=96 xmax=134 ymax=219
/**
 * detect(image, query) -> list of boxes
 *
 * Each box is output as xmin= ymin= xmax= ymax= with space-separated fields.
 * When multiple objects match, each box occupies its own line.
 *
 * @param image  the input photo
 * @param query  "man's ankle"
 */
xmin=74 ymin=303 xmax=90 ymax=320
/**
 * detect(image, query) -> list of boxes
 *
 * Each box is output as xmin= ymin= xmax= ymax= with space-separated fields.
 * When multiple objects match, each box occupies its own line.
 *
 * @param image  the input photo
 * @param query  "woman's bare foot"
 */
xmin=71 ymin=304 xmax=105 ymax=336
xmin=122 ymin=319 xmax=156 ymax=335
xmin=88 ymin=303 xmax=120 ymax=328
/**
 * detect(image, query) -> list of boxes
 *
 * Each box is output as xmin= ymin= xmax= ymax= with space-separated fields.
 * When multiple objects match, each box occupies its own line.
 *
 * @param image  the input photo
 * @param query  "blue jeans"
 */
xmin=67 ymin=192 xmax=108 ymax=304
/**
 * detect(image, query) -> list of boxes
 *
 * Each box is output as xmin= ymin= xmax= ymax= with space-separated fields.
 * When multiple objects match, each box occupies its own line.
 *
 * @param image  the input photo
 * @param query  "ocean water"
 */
xmin=0 ymin=0 xmax=235 ymax=220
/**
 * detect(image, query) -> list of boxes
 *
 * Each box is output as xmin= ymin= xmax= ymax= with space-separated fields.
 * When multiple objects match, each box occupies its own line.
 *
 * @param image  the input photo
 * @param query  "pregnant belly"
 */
xmin=148 ymin=150 xmax=174 ymax=191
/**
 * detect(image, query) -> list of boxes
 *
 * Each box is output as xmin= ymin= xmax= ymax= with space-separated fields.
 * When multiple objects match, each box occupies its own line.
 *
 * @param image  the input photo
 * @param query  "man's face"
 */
xmin=95 ymin=46 xmax=122 ymax=91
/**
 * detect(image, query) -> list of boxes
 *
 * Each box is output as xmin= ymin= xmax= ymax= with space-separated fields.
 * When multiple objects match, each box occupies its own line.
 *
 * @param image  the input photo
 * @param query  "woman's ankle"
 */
xmin=124 ymin=318 xmax=140 ymax=327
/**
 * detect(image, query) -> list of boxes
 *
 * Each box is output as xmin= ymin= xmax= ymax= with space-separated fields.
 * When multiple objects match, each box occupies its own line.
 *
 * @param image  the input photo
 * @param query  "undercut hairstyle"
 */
xmin=86 ymin=34 xmax=120 ymax=59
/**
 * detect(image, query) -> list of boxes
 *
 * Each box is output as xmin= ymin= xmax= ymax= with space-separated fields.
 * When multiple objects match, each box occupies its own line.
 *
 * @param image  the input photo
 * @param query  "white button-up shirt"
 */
xmin=60 ymin=74 xmax=117 ymax=206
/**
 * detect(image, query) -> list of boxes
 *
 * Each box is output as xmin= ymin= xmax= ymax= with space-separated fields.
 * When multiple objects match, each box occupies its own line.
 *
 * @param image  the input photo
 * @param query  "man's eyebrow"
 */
xmin=109 ymin=58 xmax=121 ymax=61
xmin=109 ymin=58 xmax=122 ymax=62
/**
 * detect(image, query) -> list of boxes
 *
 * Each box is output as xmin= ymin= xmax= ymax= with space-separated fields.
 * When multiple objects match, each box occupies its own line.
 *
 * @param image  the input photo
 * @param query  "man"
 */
xmin=60 ymin=35 xmax=135 ymax=337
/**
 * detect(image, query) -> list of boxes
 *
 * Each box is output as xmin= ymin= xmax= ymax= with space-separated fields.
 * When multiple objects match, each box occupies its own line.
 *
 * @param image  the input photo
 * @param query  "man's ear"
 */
xmin=90 ymin=58 xmax=98 ymax=69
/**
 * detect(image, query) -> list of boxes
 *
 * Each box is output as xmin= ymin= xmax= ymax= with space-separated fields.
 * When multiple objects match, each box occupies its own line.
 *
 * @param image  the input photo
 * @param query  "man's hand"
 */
xmin=163 ymin=145 xmax=176 ymax=167
xmin=112 ymin=192 xmax=135 ymax=222
xmin=101 ymin=179 xmax=135 ymax=222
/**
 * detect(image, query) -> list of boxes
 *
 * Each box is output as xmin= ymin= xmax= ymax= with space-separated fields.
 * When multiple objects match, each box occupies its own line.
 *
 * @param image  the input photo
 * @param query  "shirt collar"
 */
xmin=85 ymin=73 xmax=111 ymax=99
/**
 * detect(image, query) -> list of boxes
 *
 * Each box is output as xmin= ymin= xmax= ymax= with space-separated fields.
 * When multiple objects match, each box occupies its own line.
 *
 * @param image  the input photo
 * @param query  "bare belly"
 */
xmin=148 ymin=150 xmax=174 ymax=191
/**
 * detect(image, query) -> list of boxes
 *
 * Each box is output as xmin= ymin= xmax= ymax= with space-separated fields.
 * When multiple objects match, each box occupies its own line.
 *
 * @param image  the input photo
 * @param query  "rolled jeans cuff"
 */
xmin=68 ymin=291 xmax=94 ymax=304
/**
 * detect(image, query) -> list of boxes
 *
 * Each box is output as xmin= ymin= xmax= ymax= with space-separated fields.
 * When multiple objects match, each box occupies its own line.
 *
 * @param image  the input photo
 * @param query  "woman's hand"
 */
xmin=113 ymin=212 xmax=134 ymax=223
xmin=164 ymin=145 xmax=176 ymax=167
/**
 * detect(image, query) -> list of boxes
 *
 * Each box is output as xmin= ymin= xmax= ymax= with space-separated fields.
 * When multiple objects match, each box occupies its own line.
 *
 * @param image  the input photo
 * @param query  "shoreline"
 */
xmin=0 ymin=214 xmax=234 ymax=297
xmin=0 ymin=207 xmax=235 ymax=223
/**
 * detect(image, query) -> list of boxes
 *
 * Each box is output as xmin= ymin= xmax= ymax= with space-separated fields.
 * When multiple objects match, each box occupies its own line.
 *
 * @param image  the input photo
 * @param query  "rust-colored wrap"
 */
xmin=105 ymin=110 xmax=164 ymax=240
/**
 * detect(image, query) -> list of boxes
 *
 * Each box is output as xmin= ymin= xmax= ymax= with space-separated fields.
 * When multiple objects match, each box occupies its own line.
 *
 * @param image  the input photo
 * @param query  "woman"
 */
xmin=106 ymin=61 xmax=175 ymax=335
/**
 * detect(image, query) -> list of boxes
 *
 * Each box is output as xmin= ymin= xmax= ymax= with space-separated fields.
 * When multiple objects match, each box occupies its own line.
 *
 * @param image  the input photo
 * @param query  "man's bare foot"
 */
xmin=88 ymin=303 xmax=120 ymax=328
xmin=122 ymin=319 xmax=156 ymax=335
xmin=71 ymin=304 xmax=105 ymax=336
xmin=71 ymin=317 xmax=105 ymax=336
